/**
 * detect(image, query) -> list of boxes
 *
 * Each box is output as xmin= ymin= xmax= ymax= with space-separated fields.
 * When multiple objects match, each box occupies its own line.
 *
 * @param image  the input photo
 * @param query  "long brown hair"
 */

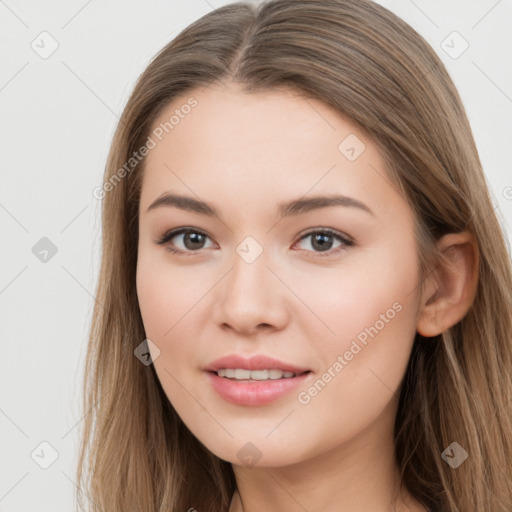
xmin=76 ymin=1 xmax=512 ymax=510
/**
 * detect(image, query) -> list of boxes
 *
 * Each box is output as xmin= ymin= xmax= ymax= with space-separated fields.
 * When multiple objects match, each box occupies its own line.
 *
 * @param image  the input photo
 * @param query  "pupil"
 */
xmin=312 ymin=233 xmax=332 ymax=251
xmin=184 ymin=232 xmax=205 ymax=250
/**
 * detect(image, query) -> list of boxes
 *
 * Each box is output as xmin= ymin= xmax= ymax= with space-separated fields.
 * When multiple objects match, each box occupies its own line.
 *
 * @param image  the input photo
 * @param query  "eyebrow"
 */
xmin=146 ymin=192 xmax=374 ymax=218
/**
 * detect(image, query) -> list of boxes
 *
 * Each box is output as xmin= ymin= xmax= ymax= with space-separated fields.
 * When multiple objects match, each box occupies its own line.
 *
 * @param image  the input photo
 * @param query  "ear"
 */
xmin=416 ymin=232 xmax=479 ymax=337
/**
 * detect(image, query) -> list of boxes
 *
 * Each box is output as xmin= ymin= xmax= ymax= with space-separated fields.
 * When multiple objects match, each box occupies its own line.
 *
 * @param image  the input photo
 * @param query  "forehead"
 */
xmin=147 ymin=82 xmax=357 ymax=162
xmin=139 ymin=82 xmax=408 ymax=223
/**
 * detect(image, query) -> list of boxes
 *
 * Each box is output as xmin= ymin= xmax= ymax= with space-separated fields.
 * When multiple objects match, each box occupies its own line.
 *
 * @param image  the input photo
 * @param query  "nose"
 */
xmin=212 ymin=244 xmax=289 ymax=335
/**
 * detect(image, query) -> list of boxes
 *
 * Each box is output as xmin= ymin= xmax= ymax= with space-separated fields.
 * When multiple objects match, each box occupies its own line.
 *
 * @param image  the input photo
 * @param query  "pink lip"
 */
xmin=206 ymin=371 xmax=311 ymax=406
xmin=204 ymin=354 xmax=310 ymax=374
xmin=204 ymin=354 xmax=312 ymax=406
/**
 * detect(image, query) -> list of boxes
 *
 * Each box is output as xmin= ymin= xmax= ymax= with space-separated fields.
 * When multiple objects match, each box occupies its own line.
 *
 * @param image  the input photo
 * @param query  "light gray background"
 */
xmin=1 ymin=0 xmax=511 ymax=510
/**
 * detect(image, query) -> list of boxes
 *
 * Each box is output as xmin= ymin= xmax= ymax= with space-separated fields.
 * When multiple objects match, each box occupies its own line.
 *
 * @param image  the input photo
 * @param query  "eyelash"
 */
xmin=155 ymin=227 xmax=354 ymax=258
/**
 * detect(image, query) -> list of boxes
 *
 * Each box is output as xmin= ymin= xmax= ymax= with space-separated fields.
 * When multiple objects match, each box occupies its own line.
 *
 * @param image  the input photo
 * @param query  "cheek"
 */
xmin=136 ymin=258 xmax=202 ymax=410
xmin=136 ymin=253 xmax=215 ymax=386
xmin=136 ymin=251 xmax=206 ymax=340
xmin=136 ymin=260 xmax=171 ymax=340
xmin=297 ymin=300 xmax=416 ymax=451
xmin=289 ymin=246 xmax=418 ymax=358
xmin=293 ymin=246 xmax=419 ymax=422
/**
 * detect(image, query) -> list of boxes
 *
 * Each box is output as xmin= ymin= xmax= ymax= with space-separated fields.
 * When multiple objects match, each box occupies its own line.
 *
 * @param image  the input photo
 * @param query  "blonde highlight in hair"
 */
xmin=76 ymin=1 xmax=512 ymax=511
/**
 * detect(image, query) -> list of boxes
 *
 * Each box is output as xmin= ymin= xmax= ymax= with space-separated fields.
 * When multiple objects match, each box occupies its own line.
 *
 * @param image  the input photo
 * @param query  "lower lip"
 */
xmin=206 ymin=371 xmax=311 ymax=406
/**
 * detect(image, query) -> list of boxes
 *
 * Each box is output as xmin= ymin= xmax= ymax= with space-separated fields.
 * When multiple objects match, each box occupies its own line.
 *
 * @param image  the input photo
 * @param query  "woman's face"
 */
xmin=136 ymin=82 xmax=422 ymax=467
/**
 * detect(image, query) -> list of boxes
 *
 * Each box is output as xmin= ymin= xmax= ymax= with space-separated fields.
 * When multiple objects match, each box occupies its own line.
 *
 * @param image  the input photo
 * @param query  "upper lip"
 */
xmin=204 ymin=354 xmax=311 ymax=374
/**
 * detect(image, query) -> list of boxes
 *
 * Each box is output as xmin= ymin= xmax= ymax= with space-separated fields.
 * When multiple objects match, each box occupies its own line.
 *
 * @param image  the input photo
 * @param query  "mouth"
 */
xmin=204 ymin=354 xmax=313 ymax=405
xmin=205 ymin=367 xmax=313 ymax=406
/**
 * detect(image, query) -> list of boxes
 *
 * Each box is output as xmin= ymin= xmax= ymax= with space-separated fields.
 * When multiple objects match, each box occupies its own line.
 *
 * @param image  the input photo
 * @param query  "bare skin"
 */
xmin=136 ymin=81 xmax=479 ymax=512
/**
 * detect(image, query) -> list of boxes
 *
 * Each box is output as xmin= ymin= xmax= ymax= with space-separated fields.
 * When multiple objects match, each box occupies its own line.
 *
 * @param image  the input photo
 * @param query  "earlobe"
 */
xmin=416 ymin=232 xmax=479 ymax=338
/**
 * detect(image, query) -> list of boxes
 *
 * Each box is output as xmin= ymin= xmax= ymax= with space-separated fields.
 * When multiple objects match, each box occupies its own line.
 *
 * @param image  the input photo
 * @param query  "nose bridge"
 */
xmin=214 ymin=234 xmax=286 ymax=331
xmin=228 ymin=235 xmax=272 ymax=302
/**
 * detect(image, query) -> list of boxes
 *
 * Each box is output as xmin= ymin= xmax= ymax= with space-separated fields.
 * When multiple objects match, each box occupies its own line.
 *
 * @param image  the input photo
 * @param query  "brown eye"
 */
xmin=156 ymin=228 xmax=215 ymax=254
xmin=311 ymin=233 xmax=335 ymax=251
xmin=294 ymin=229 xmax=354 ymax=256
xmin=182 ymin=231 xmax=207 ymax=250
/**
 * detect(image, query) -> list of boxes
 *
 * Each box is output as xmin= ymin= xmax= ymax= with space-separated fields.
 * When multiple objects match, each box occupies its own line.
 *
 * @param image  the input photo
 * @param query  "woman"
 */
xmin=77 ymin=1 xmax=512 ymax=511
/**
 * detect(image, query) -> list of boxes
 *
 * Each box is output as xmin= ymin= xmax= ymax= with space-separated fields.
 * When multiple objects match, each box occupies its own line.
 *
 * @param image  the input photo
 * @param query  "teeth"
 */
xmin=216 ymin=368 xmax=298 ymax=380
xmin=235 ymin=369 xmax=251 ymax=380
